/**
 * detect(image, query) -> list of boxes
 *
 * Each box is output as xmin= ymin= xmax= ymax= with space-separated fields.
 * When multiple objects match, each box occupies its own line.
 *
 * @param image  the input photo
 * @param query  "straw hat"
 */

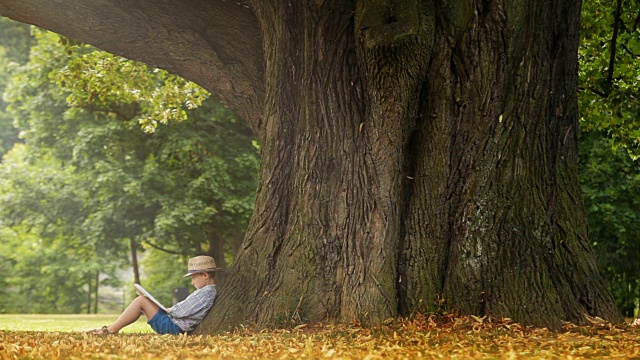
xmin=183 ymin=255 xmax=219 ymax=277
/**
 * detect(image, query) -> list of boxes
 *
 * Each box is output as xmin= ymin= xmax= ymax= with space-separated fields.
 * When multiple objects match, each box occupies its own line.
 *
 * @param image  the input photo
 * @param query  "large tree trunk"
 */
xmin=198 ymin=0 xmax=621 ymax=331
xmin=0 ymin=0 xmax=622 ymax=330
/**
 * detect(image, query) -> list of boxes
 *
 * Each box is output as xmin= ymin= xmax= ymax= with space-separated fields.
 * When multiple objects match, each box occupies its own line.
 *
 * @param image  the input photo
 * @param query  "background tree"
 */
xmin=0 ymin=0 xmax=627 ymax=329
xmin=579 ymin=0 xmax=640 ymax=156
xmin=579 ymin=132 xmax=640 ymax=318
xmin=0 ymin=17 xmax=30 ymax=159
xmin=0 ymin=27 xmax=259 ymax=312
xmin=577 ymin=0 xmax=640 ymax=317
xmin=0 ymin=16 xmax=30 ymax=308
xmin=0 ymin=144 xmax=124 ymax=313
xmin=48 ymin=36 xmax=259 ymax=278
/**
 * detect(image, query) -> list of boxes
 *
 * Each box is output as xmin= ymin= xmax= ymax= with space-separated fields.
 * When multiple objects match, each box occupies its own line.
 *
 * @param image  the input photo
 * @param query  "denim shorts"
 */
xmin=148 ymin=310 xmax=184 ymax=335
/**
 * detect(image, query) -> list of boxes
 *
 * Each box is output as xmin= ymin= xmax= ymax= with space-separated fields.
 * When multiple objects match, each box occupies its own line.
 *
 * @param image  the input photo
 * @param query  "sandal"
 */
xmin=86 ymin=325 xmax=115 ymax=335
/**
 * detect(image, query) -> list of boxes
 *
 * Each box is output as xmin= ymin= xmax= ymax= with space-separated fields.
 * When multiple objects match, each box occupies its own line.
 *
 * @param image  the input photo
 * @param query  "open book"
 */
xmin=134 ymin=284 xmax=169 ymax=312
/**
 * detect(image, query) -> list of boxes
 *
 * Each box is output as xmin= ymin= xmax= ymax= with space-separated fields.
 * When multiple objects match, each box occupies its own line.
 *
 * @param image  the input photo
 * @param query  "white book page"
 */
xmin=134 ymin=284 xmax=169 ymax=312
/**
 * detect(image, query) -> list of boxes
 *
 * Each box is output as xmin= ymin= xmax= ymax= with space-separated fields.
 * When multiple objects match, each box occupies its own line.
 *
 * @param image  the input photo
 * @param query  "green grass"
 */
xmin=0 ymin=314 xmax=153 ymax=333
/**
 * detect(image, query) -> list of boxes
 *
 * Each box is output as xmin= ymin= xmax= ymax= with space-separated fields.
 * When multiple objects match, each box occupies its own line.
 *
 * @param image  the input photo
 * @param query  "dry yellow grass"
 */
xmin=2 ymin=314 xmax=640 ymax=359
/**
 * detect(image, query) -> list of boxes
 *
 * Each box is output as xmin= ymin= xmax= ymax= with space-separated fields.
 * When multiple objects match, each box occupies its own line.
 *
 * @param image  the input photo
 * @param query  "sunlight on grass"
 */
xmin=0 ymin=314 xmax=153 ymax=333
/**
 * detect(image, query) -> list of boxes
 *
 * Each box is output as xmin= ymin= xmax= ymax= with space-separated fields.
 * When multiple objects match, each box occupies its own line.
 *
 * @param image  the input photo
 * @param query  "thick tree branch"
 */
xmin=141 ymin=239 xmax=183 ymax=256
xmin=606 ymin=0 xmax=623 ymax=85
xmin=0 ymin=0 xmax=265 ymax=137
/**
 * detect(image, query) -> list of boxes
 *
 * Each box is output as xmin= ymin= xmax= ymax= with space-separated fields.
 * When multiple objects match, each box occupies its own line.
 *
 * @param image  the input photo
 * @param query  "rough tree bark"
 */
xmin=0 ymin=0 xmax=623 ymax=330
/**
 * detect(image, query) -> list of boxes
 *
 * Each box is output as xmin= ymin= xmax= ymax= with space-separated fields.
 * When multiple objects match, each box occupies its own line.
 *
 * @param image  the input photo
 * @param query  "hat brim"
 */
xmin=183 ymin=268 xmax=219 ymax=277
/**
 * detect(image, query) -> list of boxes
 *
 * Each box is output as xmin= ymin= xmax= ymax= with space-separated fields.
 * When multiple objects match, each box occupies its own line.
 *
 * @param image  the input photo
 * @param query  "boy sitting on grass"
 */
xmin=88 ymin=255 xmax=218 ymax=335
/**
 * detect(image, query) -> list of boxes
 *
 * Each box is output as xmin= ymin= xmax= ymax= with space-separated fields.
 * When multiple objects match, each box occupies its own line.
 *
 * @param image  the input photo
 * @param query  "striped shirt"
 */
xmin=167 ymin=284 xmax=217 ymax=332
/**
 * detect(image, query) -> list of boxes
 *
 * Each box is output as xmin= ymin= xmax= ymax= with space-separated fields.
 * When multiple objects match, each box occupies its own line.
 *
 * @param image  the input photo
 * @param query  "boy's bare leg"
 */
xmin=107 ymin=296 xmax=160 ymax=333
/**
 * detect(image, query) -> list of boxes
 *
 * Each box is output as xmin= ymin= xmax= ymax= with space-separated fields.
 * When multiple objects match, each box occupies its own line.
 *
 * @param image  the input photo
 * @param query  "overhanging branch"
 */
xmin=141 ymin=239 xmax=183 ymax=256
xmin=606 ymin=0 xmax=623 ymax=85
xmin=0 ymin=0 xmax=265 ymax=137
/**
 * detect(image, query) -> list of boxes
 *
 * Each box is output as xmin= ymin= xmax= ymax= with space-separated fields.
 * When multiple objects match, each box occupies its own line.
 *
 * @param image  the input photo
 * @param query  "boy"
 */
xmin=88 ymin=255 xmax=218 ymax=335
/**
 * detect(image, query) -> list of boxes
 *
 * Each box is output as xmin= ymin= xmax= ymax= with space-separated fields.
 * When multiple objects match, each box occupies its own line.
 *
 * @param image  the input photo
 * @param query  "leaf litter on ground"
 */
xmin=2 ymin=314 xmax=640 ymax=359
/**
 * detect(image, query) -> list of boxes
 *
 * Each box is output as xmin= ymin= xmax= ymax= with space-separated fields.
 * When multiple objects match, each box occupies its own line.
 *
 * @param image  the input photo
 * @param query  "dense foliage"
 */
xmin=0 ymin=20 xmax=259 ymax=313
xmin=577 ymin=0 xmax=640 ymax=317
xmin=0 ymin=18 xmax=29 ymax=158
xmin=579 ymin=0 xmax=640 ymax=156
xmin=579 ymin=132 xmax=640 ymax=317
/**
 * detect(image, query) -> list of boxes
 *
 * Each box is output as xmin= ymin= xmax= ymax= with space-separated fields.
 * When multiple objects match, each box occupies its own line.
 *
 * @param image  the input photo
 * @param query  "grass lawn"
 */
xmin=0 ymin=314 xmax=152 ymax=333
